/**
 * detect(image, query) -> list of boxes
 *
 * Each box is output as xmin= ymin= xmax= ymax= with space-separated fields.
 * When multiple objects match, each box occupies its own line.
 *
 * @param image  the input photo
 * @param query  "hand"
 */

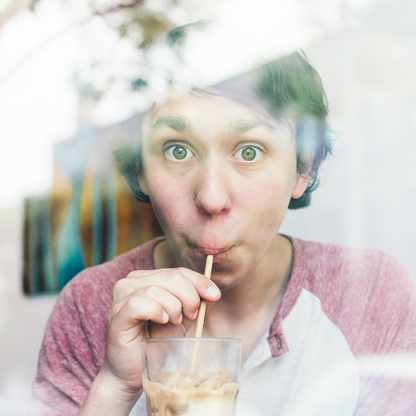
xmin=100 ymin=267 xmax=221 ymax=396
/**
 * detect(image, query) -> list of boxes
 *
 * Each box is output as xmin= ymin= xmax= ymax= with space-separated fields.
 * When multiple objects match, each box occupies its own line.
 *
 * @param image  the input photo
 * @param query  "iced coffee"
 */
xmin=141 ymin=339 xmax=242 ymax=416
xmin=143 ymin=369 xmax=238 ymax=416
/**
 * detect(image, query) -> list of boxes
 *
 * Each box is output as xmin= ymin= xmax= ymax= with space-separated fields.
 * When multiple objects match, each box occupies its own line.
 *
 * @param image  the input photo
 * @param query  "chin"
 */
xmin=213 ymin=278 xmax=242 ymax=292
xmin=210 ymin=265 xmax=243 ymax=291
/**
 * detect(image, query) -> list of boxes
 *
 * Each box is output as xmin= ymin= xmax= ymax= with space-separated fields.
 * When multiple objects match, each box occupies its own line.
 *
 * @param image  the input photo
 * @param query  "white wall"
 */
xmin=0 ymin=207 xmax=57 ymax=415
xmin=281 ymin=11 xmax=416 ymax=279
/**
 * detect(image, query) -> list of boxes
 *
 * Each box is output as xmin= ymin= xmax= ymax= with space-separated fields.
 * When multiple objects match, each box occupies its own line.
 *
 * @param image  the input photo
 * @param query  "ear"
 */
xmin=138 ymin=174 xmax=149 ymax=196
xmin=291 ymin=173 xmax=310 ymax=199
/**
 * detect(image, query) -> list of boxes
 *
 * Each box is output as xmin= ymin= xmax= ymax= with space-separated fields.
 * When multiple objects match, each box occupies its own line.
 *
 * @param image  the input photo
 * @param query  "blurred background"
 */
xmin=1 ymin=0 xmax=416 ymax=414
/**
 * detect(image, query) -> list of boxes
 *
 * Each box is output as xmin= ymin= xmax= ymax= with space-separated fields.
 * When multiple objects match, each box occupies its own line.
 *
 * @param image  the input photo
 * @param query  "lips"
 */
xmin=189 ymin=243 xmax=234 ymax=261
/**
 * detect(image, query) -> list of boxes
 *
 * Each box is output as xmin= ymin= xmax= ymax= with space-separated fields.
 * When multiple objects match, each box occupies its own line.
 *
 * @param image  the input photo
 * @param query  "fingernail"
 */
xmin=206 ymin=286 xmax=220 ymax=298
xmin=178 ymin=313 xmax=183 ymax=323
xmin=163 ymin=311 xmax=169 ymax=322
xmin=192 ymin=310 xmax=199 ymax=320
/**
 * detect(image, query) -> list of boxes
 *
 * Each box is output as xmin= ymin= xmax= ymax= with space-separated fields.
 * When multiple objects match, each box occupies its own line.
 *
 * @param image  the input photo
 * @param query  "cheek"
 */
xmin=146 ymin=177 xmax=192 ymax=234
xmin=241 ymin=174 xmax=295 ymax=235
xmin=249 ymin=172 xmax=295 ymax=212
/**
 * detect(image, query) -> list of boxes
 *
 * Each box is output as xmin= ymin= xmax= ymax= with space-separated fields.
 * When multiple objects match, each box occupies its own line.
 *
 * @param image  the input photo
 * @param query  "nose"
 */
xmin=194 ymin=159 xmax=232 ymax=217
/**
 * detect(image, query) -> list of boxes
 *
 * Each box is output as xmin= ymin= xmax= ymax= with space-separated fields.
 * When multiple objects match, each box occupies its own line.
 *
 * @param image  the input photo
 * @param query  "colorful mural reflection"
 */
xmin=23 ymin=117 xmax=162 ymax=294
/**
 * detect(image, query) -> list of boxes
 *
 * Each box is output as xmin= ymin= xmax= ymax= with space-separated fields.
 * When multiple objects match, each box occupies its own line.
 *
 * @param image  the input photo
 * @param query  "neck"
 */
xmin=205 ymin=235 xmax=292 ymax=329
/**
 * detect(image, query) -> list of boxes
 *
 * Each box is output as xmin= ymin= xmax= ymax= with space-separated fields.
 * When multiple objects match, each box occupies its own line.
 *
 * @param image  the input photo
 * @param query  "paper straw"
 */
xmin=189 ymin=254 xmax=214 ymax=375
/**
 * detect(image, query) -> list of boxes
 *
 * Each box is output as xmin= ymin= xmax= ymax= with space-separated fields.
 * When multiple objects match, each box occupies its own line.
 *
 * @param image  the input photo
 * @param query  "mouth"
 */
xmin=189 ymin=244 xmax=234 ymax=262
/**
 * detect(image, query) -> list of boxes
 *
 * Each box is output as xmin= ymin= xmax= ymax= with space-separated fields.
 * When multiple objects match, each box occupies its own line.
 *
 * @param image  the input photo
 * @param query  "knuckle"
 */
xmin=112 ymin=278 xmax=131 ymax=298
xmin=176 ymin=267 xmax=188 ymax=275
xmin=112 ymin=279 xmax=124 ymax=295
xmin=125 ymin=295 xmax=141 ymax=311
xmin=126 ymin=270 xmax=140 ymax=279
xmin=169 ymin=269 xmax=186 ymax=284
xmin=143 ymin=285 xmax=160 ymax=298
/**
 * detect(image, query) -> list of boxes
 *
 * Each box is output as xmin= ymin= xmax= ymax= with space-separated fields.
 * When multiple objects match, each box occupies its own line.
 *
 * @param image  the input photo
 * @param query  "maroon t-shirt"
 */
xmin=29 ymin=237 xmax=416 ymax=415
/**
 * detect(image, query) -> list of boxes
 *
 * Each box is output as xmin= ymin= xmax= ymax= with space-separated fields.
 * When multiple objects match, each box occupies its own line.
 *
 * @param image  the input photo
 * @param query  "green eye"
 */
xmin=173 ymin=146 xmax=186 ymax=159
xmin=242 ymin=147 xmax=256 ymax=161
xmin=166 ymin=145 xmax=194 ymax=161
xmin=234 ymin=146 xmax=262 ymax=162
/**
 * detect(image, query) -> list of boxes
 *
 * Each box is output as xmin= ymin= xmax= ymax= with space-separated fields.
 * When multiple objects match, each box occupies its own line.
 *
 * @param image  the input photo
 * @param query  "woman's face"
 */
xmin=139 ymin=92 xmax=308 ymax=289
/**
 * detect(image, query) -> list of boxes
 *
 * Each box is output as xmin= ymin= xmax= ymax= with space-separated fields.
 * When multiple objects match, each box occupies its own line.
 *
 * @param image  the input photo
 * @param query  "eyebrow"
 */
xmin=150 ymin=116 xmax=192 ymax=132
xmin=227 ymin=119 xmax=266 ymax=134
xmin=150 ymin=115 xmax=270 ymax=135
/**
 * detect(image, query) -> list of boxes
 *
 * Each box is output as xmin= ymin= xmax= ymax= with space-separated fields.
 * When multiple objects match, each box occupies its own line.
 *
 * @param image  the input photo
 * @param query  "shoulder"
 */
xmin=290 ymin=236 xmax=413 ymax=291
xmin=288 ymin=236 xmax=416 ymax=354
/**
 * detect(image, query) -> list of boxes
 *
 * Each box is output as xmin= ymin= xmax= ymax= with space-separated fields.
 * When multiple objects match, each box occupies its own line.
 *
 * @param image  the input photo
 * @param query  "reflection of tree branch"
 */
xmin=0 ymin=0 xmax=175 ymax=95
xmin=94 ymin=0 xmax=145 ymax=17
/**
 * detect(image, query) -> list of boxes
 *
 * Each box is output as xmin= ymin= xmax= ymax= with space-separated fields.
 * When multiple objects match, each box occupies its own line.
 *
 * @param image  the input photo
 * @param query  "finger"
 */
xmin=172 ymin=267 xmax=221 ymax=303
xmin=110 ymin=296 xmax=168 ymax=337
xmin=113 ymin=271 xmax=199 ymax=320
xmin=110 ymin=285 xmax=186 ymax=328
xmin=107 ymin=298 xmax=126 ymax=326
xmin=112 ymin=269 xmax=174 ymax=303
xmin=138 ymin=285 xmax=184 ymax=325
xmin=117 ymin=268 xmax=221 ymax=321
xmin=126 ymin=268 xmax=221 ymax=303
xmin=152 ymin=268 xmax=221 ymax=321
xmin=177 ymin=301 xmax=217 ymax=335
xmin=112 ymin=277 xmax=138 ymax=304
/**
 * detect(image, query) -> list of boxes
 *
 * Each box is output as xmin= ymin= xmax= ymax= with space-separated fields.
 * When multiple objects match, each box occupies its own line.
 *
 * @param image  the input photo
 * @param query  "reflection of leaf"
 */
xmin=167 ymin=25 xmax=188 ymax=47
xmin=28 ymin=0 xmax=176 ymax=55
xmin=96 ymin=1 xmax=175 ymax=47
xmin=166 ymin=21 xmax=209 ymax=47
xmin=134 ymin=13 xmax=174 ymax=48
xmin=131 ymin=77 xmax=147 ymax=91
